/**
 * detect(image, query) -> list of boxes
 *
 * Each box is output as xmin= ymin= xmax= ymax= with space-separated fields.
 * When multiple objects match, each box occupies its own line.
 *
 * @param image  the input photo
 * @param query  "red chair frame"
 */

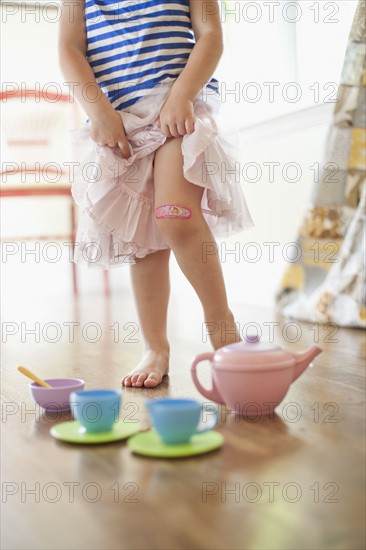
xmin=0 ymin=88 xmax=110 ymax=295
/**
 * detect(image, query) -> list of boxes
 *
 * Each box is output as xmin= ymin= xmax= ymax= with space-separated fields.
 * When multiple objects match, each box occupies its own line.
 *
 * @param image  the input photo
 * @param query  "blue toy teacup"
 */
xmin=70 ymin=389 xmax=121 ymax=433
xmin=145 ymin=398 xmax=218 ymax=445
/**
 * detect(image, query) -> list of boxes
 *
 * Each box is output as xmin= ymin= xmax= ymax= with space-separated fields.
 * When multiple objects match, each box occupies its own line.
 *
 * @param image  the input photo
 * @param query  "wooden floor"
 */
xmin=1 ymin=272 xmax=365 ymax=549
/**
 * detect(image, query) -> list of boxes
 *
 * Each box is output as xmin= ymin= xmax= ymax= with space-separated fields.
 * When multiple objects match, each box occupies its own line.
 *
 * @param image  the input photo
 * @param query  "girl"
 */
xmin=58 ymin=0 xmax=254 ymax=388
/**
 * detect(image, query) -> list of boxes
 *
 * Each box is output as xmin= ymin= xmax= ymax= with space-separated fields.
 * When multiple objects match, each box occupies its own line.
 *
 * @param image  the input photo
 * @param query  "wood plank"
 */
xmin=1 ymin=289 xmax=365 ymax=550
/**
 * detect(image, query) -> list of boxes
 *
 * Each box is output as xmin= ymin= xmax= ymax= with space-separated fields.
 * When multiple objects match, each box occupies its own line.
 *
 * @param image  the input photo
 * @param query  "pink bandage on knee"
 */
xmin=155 ymin=204 xmax=192 ymax=219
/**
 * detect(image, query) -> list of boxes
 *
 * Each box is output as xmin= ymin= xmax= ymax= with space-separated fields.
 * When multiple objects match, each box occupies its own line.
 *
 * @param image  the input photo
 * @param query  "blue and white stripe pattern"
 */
xmin=84 ymin=0 xmax=219 ymax=110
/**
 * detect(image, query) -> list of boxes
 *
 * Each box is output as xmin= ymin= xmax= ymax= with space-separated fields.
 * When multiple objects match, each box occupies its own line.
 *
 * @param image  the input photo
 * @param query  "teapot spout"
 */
xmin=292 ymin=345 xmax=322 ymax=382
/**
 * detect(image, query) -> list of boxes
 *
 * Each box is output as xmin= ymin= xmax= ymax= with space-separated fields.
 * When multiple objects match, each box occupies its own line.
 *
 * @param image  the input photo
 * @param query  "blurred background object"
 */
xmin=275 ymin=0 xmax=366 ymax=328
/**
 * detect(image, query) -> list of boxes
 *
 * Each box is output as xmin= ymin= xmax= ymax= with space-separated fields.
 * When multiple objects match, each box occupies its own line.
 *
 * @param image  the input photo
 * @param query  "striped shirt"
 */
xmin=84 ymin=0 xmax=219 ymax=110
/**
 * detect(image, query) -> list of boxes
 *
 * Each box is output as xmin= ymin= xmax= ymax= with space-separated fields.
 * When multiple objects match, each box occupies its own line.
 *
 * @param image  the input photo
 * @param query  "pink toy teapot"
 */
xmin=191 ymin=335 xmax=322 ymax=416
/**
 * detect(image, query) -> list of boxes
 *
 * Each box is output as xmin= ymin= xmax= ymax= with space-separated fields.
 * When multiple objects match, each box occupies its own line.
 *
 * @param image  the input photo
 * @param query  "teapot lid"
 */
xmin=214 ymin=334 xmax=294 ymax=371
xmin=221 ymin=334 xmax=280 ymax=353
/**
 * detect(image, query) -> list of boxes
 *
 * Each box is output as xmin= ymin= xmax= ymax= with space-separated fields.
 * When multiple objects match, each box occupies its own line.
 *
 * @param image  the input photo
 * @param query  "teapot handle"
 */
xmin=191 ymin=353 xmax=225 ymax=404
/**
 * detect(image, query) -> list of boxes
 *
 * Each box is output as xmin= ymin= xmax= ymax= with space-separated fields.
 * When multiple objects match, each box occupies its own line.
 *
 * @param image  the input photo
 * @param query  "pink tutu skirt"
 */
xmin=70 ymin=82 xmax=254 ymax=268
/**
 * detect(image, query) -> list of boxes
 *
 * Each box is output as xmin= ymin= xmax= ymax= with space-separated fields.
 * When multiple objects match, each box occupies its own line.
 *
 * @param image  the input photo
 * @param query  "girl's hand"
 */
xmin=156 ymin=92 xmax=195 ymax=138
xmin=90 ymin=108 xmax=131 ymax=158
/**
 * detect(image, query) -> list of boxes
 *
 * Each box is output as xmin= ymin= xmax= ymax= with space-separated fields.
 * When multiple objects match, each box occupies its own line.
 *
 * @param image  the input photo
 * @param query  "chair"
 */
xmin=0 ymin=88 xmax=110 ymax=295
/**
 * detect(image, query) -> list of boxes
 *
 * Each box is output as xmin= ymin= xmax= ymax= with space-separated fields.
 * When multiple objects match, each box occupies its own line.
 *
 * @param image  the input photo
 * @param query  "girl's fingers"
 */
xmin=177 ymin=121 xmax=187 ymax=136
xmin=158 ymin=117 xmax=195 ymax=138
xmin=118 ymin=139 xmax=131 ymax=159
xmin=161 ymin=124 xmax=173 ymax=138
xmin=185 ymin=116 xmax=195 ymax=135
xmin=168 ymin=123 xmax=180 ymax=138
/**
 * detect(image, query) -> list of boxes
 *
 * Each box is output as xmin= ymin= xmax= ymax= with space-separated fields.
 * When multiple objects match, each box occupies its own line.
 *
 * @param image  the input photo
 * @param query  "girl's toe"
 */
xmin=122 ymin=376 xmax=132 ymax=387
xmin=136 ymin=373 xmax=148 ymax=387
xmin=131 ymin=374 xmax=141 ymax=386
xmin=144 ymin=373 xmax=160 ymax=388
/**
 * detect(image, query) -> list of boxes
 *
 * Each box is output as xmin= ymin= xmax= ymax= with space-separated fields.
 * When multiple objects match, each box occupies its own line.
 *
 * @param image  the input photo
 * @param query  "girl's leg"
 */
xmin=154 ymin=137 xmax=241 ymax=349
xmin=121 ymin=248 xmax=171 ymax=387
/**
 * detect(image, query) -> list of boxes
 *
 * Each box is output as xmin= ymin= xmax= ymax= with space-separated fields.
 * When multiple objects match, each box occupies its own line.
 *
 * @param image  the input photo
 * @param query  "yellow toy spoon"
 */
xmin=17 ymin=366 xmax=52 ymax=388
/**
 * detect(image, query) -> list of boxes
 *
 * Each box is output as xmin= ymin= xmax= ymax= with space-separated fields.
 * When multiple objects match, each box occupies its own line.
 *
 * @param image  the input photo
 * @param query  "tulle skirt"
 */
xmin=69 ymin=82 xmax=254 ymax=268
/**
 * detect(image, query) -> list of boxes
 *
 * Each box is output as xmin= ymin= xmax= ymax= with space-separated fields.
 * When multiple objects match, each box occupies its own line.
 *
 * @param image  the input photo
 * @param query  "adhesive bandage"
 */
xmin=155 ymin=205 xmax=192 ymax=219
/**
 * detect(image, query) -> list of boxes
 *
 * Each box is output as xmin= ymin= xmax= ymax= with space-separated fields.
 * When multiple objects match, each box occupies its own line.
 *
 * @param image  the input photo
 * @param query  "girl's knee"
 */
xmin=155 ymin=203 xmax=198 ymax=243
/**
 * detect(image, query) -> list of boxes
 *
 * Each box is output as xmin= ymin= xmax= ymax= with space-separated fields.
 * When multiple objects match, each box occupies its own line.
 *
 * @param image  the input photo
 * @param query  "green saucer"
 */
xmin=50 ymin=420 xmax=140 ymax=444
xmin=128 ymin=430 xmax=224 ymax=458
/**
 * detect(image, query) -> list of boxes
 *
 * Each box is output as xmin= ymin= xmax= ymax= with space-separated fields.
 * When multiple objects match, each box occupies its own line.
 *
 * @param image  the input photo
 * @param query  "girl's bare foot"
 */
xmin=121 ymin=349 xmax=170 ymax=388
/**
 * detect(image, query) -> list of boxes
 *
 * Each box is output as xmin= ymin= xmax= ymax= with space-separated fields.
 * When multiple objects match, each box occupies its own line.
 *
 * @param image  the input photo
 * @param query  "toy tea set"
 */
xmin=18 ymin=335 xmax=322 ymax=458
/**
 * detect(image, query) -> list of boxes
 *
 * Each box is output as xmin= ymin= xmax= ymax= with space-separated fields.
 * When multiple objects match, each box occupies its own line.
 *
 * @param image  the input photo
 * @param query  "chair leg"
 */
xmin=72 ymin=262 xmax=78 ymax=295
xmin=70 ymin=193 xmax=109 ymax=297
xmin=103 ymin=270 xmax=110 ymax=297
xmin=70 ymin=200 xmax=78 ymax=295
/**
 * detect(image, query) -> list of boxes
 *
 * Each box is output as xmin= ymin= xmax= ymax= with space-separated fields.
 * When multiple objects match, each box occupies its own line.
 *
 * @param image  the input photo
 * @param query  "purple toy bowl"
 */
xmin=29 ymin=378 xmax=85 ymax=412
